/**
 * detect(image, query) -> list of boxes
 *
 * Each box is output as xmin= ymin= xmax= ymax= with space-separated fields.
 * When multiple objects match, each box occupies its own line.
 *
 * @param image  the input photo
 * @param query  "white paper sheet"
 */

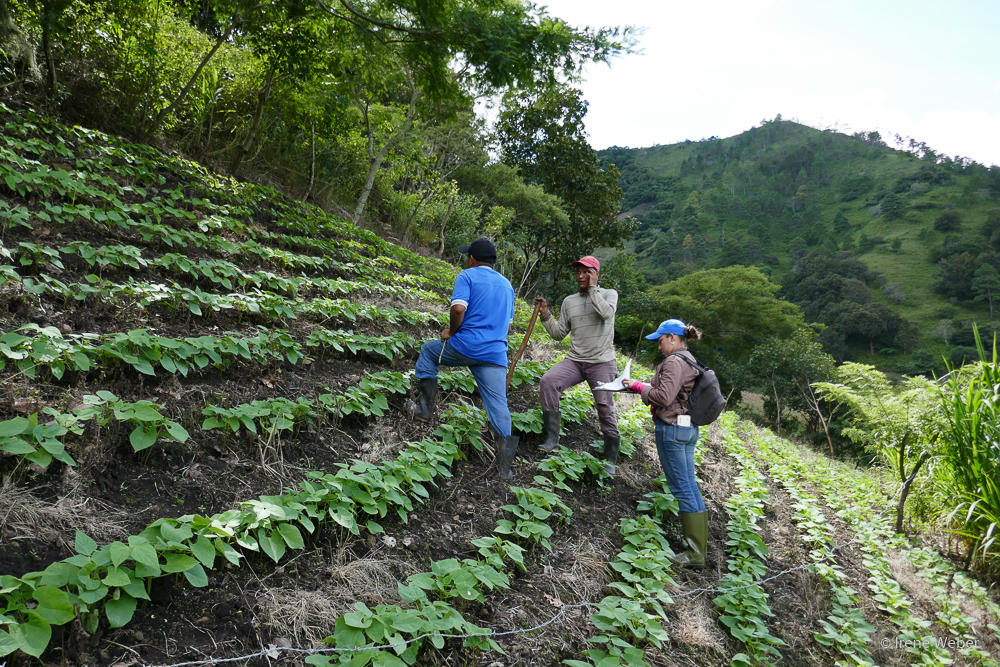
xmin=593 ymin=359 xmax=632 ymax=392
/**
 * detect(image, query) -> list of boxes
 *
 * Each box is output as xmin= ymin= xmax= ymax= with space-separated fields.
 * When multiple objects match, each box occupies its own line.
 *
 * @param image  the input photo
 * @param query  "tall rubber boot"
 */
xmin=602 ymin=435 xmax=621 ymax=476
xmin=498 ymin=435 xmax=520 ymax=481
xmin=409 ymin=378 xmax=437 ymax=422
xmin=538 ymin=410 xmax=561 ymax=452
xmin=669 ymin=511 xmax=707 ymax=569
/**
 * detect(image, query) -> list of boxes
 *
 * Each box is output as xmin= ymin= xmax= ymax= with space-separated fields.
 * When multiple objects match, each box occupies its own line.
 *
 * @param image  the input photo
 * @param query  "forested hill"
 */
xmin=598 ymin=119 xmax=1000 ymax=371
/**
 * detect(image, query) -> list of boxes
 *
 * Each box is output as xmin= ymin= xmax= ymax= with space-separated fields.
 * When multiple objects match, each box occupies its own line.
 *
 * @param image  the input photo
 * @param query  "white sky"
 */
xmin=537 ymin=0 xmax=1000 ymax=166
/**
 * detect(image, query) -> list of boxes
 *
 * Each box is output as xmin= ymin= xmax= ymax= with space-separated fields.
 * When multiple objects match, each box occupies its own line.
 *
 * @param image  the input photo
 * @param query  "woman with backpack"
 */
xmin=623 ymin=319 xmax=708 ymax=569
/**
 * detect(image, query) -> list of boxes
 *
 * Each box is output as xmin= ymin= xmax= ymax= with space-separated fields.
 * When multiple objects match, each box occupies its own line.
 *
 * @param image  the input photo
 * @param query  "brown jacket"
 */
xmin=639 ymin=349 xmax=698 ymax=424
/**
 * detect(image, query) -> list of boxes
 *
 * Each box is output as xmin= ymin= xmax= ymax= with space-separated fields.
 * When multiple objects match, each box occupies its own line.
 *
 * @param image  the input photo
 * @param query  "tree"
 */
xmin=681 ymin=234 xmax=695 ymax=263
xmin=973 ymin=263 xmax=1000 ymax=320
xmin=814 ymin=363 xmax=939 ymax=534
xmin=879 ymin=192 xmax=905 ymax=219
xmin=648 ymin=266 xmax=808 ymax=394
xmin=934 ymin=209 xmax=963 ymax=232
xmin=496 ymin=84 xmax=635 ymax=284
xmin=746 ymin=330 xmax=838 ymax=450
xmin=936 ymin=252 xmax=977 ymax=300
xmin=0 ymin=0 xmax=39 ymax=81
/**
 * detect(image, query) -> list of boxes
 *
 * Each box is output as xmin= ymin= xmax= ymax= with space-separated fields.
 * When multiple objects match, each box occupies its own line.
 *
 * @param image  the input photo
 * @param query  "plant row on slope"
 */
xmin=747 ymin=427 xmax=877 ymax=667
xmin=745 ymin=420 xmax=955 ymax=666
xmin=715 ymin=414 xmax=786 ymax=667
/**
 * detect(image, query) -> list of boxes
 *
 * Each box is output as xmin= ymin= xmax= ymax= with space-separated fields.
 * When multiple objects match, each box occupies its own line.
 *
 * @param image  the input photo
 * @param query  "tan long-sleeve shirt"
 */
xmin=541 ymin=286 xmax=618 ymax=363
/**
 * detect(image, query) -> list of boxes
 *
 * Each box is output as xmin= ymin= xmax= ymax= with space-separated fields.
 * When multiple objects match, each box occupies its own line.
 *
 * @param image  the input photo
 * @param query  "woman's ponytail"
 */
xmin=684 ymin=325 xmax=702 ymax=342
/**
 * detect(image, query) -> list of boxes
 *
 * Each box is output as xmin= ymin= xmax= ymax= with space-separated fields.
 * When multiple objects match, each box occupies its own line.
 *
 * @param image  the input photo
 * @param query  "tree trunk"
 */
xmin=895 ymin=451 xmax=930 ymax=534
xmin=303 ymin=121 xmax=316 ymax=202
xmin=352 ymin=80 xmax=419 ymax=223
xmin=437 ymin=194 xmax=456 ymax=256
xmin=0 ymin=0 xmax=40 ymax=80
xmin=771 ymin=380 xmax=781 ymax=429
xmin=41 ymin=9 xmax=56 ymax=100
xmin=230 ymin=58 xmax=278 ymax=174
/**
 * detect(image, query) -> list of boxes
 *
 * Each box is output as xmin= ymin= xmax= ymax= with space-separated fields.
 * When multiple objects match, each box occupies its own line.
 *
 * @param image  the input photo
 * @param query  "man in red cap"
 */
xmin=533 ymin=255 xmax=620 ymax=473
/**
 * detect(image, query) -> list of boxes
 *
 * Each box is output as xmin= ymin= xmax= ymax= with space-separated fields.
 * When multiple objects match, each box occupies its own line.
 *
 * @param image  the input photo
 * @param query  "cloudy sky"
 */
xmin=537 ymin=0 xmax=1000 ymax=166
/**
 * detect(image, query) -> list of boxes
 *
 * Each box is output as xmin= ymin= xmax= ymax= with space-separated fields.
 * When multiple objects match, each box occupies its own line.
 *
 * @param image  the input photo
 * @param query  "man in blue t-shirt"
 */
xmin=410 ymin=238 xmax=520 ymax=480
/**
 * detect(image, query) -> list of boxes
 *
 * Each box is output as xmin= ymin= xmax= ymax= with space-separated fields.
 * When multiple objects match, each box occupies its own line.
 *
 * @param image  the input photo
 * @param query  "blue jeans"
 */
xmin=655 ymin=422 xmax=705 ymax=514
xmin=415 ymin=339 xmax=511 ymax=438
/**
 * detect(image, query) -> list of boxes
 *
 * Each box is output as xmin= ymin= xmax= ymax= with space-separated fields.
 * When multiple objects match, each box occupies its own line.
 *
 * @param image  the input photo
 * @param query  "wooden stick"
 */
xmin=506 ymin=301 xmax=542 ymax=391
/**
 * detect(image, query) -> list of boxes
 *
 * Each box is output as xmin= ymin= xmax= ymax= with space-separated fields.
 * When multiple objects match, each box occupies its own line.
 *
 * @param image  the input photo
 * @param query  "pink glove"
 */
xmin=628 ymin=380 xmax=646 ymax=394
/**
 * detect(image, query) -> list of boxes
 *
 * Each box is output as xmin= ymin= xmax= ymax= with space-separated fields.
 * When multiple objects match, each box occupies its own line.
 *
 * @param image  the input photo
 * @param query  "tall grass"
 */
xmin=938 ymin=328 xmax=1000 ymax=568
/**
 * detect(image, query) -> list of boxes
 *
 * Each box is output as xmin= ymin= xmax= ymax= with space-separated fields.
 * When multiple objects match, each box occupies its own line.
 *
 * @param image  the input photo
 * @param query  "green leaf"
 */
xmin=161 ymin=553 xmax=198 ymax=573
xmin=109 ymin=542 xmax=130 ymax=567
xmin=75 ymin=531 xmax=97 ymax=555
xmin=129 ymin=424 xmax=158 ymax=452
xmin=277 ymin=523 xmax=305 ymax=550
xmin=183 ymin=563 xmax=209 ymax=588
xmin=164 ymin=421 xmax=189 ymax=442
xmin=0 ymin=417 xmax=29 ymax=437
xmin=130 ymin=543 xmax=160 ymax=571
xmin=102 ymin=565 xmax=132 ymax=587
xmin=105 ymin=591 xmax=137 ymax=628
xmin=20 ymin=612 xmax=52 ymax=657
xmin=31 ymin=586 xmax=75 ymax=624
xmin=259 ymin=529 xmax=286 ymax=563
xmin=0 ymin=628 xmax=22 ymax=657
xmin=190 ymin=536 xmax=216 ymax=569
xmin=1 ymin=437 xmax=35 ymax=455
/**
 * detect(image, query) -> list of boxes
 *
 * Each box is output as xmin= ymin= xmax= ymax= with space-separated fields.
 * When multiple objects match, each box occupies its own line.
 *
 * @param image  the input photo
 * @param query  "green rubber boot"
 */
xmin=669 ymin=511 xmax=707 ymax=569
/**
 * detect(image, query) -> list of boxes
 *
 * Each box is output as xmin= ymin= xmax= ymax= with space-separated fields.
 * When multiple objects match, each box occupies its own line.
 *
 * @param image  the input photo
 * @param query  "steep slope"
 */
xmin=599 ymin=119 xmax=1000 ymax=364
xmin=2 ymin=106 xmax=998 ymax=667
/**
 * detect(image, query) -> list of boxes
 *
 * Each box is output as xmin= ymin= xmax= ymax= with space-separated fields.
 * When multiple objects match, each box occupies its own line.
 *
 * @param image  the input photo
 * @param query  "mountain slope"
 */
xmin=599 ymin=119 xmax=1000 ymax=366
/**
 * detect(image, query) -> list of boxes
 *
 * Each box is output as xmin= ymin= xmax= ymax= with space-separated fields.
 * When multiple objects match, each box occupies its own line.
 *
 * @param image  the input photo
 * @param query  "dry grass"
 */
xmin=561 ymin=536 xmax=615 ymax=603
xmin=671 ymin=597 xmax=727 ymax=652
xmin=0 ymin=475 xmax=127 ymax=544
xmin=261 ymin=548 xmax=415 ymax=646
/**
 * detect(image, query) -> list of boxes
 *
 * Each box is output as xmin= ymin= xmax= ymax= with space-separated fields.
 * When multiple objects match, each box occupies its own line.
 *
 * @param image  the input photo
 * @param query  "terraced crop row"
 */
xmin=715 ymin=415 xmax=786 ymax=667
xmin=736 ymin=420 xmax=960 ymax=667
xmin=747 ymin=428 xmax=877 ymax=667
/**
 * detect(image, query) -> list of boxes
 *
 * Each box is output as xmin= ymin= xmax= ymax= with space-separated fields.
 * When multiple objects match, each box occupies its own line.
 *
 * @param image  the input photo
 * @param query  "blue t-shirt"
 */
xmin=448 ymin=266 xmax=514 ymax=367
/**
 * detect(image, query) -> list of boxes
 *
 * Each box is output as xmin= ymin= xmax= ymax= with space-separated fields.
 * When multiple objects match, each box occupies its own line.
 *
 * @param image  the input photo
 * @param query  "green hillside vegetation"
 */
xmin=599 ymin=117 xmax=1000 ymax=374
xmin=3 ymin=2 xmax=1000 ymax=666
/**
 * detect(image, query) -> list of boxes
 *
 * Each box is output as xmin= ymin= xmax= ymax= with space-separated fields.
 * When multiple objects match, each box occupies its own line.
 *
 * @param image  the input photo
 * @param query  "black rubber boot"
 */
xmin=602 ymin=435 xmax=621 ymax=476
xmin=410 ymin=377 xmax=437 ymax=422
xmin=498 ymin=435 xmax=520 ymax=481
xmin=538 ymin=410 xmax=561 ymax=452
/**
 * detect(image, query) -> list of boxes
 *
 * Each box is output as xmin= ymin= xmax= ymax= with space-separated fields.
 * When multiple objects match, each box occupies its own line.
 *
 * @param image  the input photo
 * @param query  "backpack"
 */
xmin=670 ymin=352 xmax=727 ymax=426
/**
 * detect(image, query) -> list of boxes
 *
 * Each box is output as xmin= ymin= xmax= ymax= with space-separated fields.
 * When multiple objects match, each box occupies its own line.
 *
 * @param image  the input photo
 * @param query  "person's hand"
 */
xmin=441 ymin=328 xmax=452 ymax=340
xmin=534 ymin=295 xmax=548 ymax=317
xmin=623 ymin=379 xmax=646 ymax=394
xmin=585 ymin=269 xmax=599 ymax=289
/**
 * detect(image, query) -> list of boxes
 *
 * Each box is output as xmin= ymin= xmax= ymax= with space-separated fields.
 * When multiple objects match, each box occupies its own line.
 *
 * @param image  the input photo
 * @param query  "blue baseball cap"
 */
xmin=646 ymin=319 xmax=687 ymax=340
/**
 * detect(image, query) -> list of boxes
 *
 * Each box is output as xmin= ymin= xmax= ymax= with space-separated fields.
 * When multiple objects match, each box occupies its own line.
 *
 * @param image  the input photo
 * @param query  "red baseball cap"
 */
xmin=571 ymin=255 xmax=600 ymax=271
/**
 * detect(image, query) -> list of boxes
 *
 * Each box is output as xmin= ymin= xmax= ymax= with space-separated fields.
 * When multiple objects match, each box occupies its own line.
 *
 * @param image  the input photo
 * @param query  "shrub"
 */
xmin=934 ymin=210 xmax=963 ymax=232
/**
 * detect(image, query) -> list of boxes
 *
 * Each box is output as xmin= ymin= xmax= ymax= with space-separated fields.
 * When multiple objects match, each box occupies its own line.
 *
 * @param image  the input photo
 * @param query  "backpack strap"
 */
xmin=669 ymin=351 xmax=704 ymax=375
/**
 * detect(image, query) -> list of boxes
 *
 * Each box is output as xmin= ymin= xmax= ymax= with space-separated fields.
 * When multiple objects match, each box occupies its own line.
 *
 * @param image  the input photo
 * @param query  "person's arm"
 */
xmin=442 ymin=303 xmax=466 ymax=339
xmin=443 ymin=271 xmax=470 ymax=340
xmin=539 ymin=296 xmax=571 ymax=341
xmin=588 ymin=287 xmax=617 ymax=320
xmin=640 ymin=357 xmax=686 ymax=407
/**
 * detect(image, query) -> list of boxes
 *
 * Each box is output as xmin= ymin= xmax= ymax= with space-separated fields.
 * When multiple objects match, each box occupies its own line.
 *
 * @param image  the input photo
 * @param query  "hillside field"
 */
xmin=1 ymin=107 xmax=999 ymax=667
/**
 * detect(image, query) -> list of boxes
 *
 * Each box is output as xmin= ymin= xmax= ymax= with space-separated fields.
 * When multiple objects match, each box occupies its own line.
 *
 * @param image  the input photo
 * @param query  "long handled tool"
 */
xmin=506 ymin=300 xmax=542 ymax=392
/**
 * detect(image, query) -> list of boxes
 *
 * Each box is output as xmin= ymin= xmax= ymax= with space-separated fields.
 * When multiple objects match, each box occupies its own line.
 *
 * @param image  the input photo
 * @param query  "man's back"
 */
xmin=448 ymin=266 xmax=514 ymax=366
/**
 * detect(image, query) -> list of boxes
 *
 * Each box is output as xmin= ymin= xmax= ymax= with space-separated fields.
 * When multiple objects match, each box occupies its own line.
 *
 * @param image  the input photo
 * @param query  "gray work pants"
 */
xmin=539 ymin=358 xmax=619 ymax=437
